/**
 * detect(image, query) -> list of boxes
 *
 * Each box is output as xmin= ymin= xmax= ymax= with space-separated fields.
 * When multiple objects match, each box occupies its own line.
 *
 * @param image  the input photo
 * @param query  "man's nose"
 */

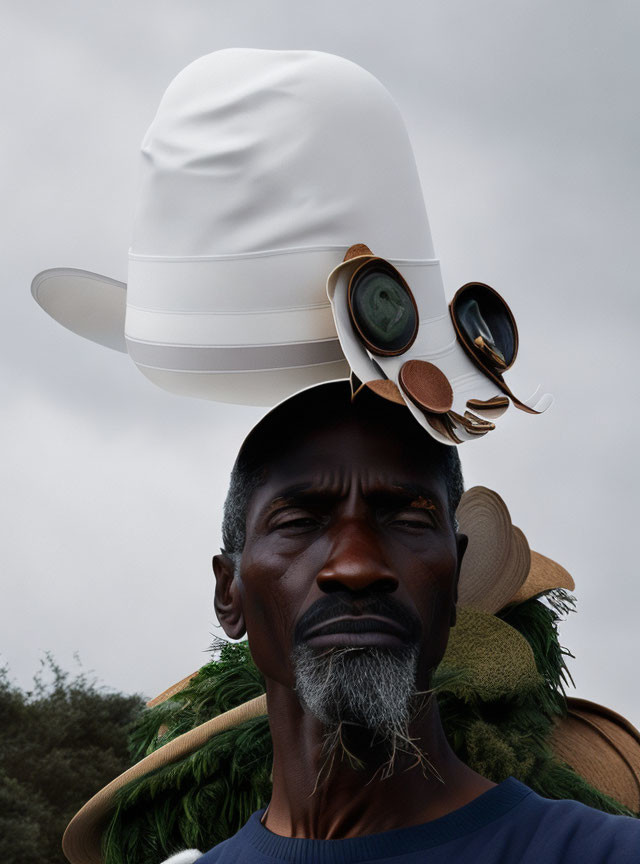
xmin=316 ymin=521 xmax=398 ymax=593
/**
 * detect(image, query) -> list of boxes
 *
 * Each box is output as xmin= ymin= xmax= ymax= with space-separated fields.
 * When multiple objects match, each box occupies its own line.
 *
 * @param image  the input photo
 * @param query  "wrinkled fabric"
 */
xmin=133 ymin=49 xmax=433 ymax=259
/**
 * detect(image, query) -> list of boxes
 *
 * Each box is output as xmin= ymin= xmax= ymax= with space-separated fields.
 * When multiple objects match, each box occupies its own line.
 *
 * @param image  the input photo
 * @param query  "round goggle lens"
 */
xmin=349 ymin=265 xmax=418 ymax=355
xmin=455 ymin=286 xmax=516 ymax=370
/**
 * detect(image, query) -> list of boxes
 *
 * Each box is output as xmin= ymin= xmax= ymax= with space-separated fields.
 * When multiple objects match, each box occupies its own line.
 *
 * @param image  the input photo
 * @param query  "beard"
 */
xmin=292 ymin=642 xmax=434 ymax=782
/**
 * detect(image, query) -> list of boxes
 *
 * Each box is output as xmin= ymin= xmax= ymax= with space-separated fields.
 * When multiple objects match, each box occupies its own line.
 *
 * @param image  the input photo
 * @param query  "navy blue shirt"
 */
xmin=194 ymin=778 xmax=640 ymax=863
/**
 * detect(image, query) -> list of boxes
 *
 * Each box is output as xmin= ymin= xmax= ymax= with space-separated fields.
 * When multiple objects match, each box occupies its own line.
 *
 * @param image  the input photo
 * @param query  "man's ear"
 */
xmin=213 ymin=553 xmax=246 ymax=640
xmin=451 ymin=532 xmax=468 ymax=627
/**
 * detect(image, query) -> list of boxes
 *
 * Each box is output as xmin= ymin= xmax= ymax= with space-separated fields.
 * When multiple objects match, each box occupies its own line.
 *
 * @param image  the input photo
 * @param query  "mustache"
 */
xmin=294 ymin=591 xmax=421 ymax=645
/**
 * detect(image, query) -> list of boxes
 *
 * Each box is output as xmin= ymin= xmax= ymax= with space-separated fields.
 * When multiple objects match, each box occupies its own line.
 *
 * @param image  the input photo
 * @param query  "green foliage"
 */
xmin=436 ymin=592 xmax=632 ymax=816
xmin=106 ymin=592 xmax=635 ymax=863
xmin=498 ymin=590 xmax=576 ymax=703
xmin=129 ymin=639 xmax=265 ymax=764
xmin=0 ymin=656 xmax=144 ymax=864
xmin=105 ymin=717 xmax=272 ymax=864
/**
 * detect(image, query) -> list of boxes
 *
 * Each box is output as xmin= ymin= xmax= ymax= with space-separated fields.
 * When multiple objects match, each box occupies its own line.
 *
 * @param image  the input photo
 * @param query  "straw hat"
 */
xmin=551 ymin=698 xmax=640 ymax=813
xmin=509 ymin=550 xmax=574 ymax=606
xmin=456 ymin=486 xmax=574 ymax=613
xmin=31 ymin=48 xmax=550 ymax=445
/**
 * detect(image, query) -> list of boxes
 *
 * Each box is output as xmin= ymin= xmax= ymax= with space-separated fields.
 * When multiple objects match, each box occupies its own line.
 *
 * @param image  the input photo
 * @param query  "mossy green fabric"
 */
xmin=103 ymin=592 xmax=636 ymax=864
xmin=440 ymin=608 xmax=541 ymax=701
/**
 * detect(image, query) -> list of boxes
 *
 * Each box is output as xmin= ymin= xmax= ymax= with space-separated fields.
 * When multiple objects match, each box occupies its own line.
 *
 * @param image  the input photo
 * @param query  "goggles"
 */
xmin=341 ymin=245 xmax=543 ymax=442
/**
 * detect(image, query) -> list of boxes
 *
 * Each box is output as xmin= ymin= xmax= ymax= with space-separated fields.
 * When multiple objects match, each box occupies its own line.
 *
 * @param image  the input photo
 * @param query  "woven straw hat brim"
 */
xmin=64 ymin=690 xmax=640 ymax=864
xmin=61 ymin=695 xmax=267 ymax=864
xmin=146 ymin=671 xmax=200 ymax=708
xmin=455 ymin=486 xmax=575 ymax=613
xmin=456 ymin=486 xmax=531 ymax=614
xmin=550 ymin=697 xmax=640 ymax=813
xmin=508 ymin=549 xmax=575 ymax=606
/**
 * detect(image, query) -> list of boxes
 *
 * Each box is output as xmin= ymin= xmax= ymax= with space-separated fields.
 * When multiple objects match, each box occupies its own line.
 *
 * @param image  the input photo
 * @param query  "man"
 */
xmin=179 ymin=381 xmax=638 ymax=862
xmin=31 ymin=48 xmax=636 ymax=863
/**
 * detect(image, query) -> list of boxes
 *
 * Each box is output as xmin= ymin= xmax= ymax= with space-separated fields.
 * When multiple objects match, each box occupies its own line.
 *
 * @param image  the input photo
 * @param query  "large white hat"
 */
xmin=31 ymin=48 xmax=550 ymax=443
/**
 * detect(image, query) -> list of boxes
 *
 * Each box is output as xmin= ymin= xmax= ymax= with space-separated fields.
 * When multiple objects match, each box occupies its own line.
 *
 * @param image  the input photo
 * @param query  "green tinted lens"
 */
xmin=350 ymin=267 xmax=417 ymax=354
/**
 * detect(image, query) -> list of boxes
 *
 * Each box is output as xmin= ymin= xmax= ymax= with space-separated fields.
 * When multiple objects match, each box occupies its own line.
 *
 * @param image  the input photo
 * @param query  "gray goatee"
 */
xmin=292 ymin=643 xmax=434 ymax=781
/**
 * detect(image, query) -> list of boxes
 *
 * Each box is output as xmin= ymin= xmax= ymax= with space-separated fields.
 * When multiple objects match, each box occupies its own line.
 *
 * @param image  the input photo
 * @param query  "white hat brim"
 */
xmin=31 ymin=268 xmax=127 ymax=353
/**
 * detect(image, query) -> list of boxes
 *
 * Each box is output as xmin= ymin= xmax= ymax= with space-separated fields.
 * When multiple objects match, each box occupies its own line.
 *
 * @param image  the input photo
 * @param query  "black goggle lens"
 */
xmin=349 ymin=264 xmax=418 ymax=355
xmin=454 ymin=285 xmax=516 ymax=370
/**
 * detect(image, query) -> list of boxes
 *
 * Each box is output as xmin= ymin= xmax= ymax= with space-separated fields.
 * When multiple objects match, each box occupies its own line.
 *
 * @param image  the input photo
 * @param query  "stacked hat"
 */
xmin=32 ymin=48 xmax=551 ymax=444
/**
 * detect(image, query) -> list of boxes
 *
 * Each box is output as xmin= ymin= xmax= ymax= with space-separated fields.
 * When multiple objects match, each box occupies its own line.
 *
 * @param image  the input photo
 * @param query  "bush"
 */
xmin=0 ymin=656 xmax=144 ymax=864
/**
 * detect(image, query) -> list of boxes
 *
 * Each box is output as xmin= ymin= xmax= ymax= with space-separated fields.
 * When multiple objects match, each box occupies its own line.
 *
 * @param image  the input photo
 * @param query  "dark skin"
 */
xmin=214 ymin=415 xmax=495 ymax=840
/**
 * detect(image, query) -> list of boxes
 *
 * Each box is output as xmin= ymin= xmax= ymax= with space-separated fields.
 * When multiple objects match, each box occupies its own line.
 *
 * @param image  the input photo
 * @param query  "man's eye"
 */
xmin=272 ymin=514 xmax=320 ymax=531
xmin=283 ymin=518 xmax=317 ymax=528
xmin=388 ymin=512 xmax=434 ymax=530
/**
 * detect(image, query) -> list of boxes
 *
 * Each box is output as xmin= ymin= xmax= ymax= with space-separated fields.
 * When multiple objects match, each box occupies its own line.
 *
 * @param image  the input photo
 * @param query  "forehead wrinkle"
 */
xmin=261 ymin=466 xmax=445 ymax=515
xmin=265 ymin=470 xmax=348 ymax=510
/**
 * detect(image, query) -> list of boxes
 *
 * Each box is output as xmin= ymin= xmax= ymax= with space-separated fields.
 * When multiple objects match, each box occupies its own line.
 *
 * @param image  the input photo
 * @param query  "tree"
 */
xmin=0 ymin=656 xmax=144 ymax=864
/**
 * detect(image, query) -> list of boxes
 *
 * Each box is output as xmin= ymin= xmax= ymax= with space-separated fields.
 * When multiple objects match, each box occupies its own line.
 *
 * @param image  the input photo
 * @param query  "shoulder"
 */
xmin=168 ymin=811 xmax=265 ymax=864
xmin=507 ymin=784 xmax=640 ymax=862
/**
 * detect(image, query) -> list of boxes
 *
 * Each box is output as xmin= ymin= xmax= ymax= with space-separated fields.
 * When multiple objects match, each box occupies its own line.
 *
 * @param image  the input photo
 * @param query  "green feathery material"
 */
xmin=128 ymin=640 xmax=265 ymax=764
xmin=105 ymin=716 xmax=272 ymax=863
xmin=498 ymin=589 xmax=576 ymax=701
xmin=103 ymin=591 xmax=636 ymax=864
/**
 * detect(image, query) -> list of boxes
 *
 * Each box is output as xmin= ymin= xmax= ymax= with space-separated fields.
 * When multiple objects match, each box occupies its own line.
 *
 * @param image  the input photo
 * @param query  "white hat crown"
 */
xmin=133 ymin=48 xmax=434 ymax=259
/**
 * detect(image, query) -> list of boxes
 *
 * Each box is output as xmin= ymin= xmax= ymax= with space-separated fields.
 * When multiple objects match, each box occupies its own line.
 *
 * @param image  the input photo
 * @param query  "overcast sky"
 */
xmin=2 ymin=1 xmax=640 ymax=725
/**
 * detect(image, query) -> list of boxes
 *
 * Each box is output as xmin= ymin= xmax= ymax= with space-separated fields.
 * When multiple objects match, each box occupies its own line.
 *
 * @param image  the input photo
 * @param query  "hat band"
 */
xmin=125 ymin=336 xmax=344 ymax=372
xmin=127 ymin=249 xmax=443 ymax=315
xmin=128 ymin=248 xmax=348 ymax=314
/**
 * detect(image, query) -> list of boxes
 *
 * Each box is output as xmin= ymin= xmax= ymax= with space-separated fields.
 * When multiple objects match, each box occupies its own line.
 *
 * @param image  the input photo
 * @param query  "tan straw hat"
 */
xmin=456 ymin=486 xmax=530 ymax=613
xmin=61 ymin=695 xmax=267 ymax=864
xmin=509 ymin=549 xmax=575 ymax=606
xmin=456 ymin=486 xmax=575 ymax=613
xmin=550 ymin=698 xmax=640 ymax=813
xmin=145 ymin=671 xmax=199 ymax=708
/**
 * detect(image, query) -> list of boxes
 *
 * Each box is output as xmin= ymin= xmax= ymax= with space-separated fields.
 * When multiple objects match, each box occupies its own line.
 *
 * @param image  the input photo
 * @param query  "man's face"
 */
xmin=228 ymin=416 xmax=464 ymax=696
